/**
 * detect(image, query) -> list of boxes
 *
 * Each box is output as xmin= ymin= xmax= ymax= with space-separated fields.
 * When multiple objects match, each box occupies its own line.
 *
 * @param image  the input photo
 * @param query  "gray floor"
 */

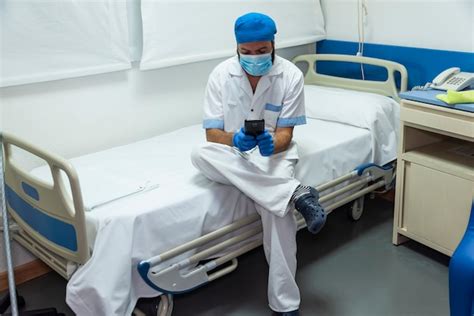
xmin=2 ymin=197 xmax=450 ymax=315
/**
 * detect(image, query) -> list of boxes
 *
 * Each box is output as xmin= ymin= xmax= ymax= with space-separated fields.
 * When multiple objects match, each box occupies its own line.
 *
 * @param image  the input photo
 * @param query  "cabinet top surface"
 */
xmin=400 ymin=90 xmax=474 ymax=114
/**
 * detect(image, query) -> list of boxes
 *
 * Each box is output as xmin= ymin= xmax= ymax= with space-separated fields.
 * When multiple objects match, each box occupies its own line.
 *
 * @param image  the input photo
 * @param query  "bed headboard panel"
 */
xmin=2 ymin=132 xmax=89 ymax=265
xmin=292 ymin=54 xmax=408 ymax=102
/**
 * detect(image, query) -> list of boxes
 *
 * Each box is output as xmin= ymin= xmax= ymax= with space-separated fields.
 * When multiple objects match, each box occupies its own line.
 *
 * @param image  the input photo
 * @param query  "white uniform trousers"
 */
xmin=191 ymin=142 xmax=301 ymax=312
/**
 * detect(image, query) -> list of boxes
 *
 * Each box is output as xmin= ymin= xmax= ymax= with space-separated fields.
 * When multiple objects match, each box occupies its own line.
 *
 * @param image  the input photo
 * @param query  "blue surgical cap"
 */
xmin=234 ymin=12 xmax=277 ymax=44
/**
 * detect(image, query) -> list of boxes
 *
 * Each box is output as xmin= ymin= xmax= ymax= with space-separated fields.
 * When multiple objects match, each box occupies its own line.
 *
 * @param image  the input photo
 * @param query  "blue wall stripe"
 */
xmin=316 ymin=40 xmax=474 ymax=89
xmin=21 ymin=182 xmax=40 ymax=201
xmin=5 ymin=184 xmax=78 ymax=252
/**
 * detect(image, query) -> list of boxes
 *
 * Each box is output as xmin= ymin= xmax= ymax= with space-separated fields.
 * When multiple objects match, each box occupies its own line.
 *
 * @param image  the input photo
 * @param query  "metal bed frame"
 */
xmin=2 ymin=54 xmax=407 ymax=316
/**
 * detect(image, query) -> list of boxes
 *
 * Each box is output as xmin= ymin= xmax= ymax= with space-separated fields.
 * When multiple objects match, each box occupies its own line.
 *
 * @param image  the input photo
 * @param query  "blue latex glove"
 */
xmin=256 ymin=130 xmax=274 ymax=156
xmin=233 ymin=128 xmax=257 ymax=152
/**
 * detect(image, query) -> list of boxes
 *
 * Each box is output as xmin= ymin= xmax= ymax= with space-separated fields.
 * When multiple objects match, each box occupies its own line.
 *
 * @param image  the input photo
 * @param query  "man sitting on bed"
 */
xmin=191 ymin=12 xmax=325 ymax=316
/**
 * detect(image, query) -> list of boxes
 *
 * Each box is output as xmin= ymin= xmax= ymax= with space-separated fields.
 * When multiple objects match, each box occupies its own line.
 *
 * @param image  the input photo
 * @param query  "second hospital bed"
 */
xmin=3 ymin=54 xmax=407 ymax=315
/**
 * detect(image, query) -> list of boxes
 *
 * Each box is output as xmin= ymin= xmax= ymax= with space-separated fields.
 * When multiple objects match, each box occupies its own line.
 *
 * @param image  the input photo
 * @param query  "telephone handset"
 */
xmin=431 ymin=67 xmax=474 ymax=91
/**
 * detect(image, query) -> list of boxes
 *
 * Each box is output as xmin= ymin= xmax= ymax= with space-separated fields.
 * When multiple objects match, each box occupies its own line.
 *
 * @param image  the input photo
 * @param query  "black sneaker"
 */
xmin=294 ymin=187 xmax=326 ymax=234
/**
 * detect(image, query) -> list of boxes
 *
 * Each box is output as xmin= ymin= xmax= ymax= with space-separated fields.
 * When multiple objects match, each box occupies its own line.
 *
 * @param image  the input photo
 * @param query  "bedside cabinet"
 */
xmin=393 ymin=98 xmax=474 ymax=256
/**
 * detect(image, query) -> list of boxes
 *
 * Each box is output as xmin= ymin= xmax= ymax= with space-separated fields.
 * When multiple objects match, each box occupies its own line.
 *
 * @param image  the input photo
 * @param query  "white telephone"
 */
xmin=431 ymin=67 xmax=474 ymax=91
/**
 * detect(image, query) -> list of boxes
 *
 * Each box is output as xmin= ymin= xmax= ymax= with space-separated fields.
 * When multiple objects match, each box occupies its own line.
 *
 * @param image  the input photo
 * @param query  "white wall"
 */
xmin=321 ymin=0 xmax=473 ymax=52
xmin=0 ymin=43 xmax=315 ymax=273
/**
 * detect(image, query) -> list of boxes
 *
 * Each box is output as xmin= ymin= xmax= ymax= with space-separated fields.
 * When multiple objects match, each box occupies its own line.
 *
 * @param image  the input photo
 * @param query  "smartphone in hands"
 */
xmin=244 ymin=119 xmax=265 ymax=137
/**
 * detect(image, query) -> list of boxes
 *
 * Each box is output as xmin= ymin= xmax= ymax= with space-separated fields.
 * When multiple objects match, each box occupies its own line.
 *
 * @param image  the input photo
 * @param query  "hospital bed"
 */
xmin=3 ymin=54 xmax=407 ymax=315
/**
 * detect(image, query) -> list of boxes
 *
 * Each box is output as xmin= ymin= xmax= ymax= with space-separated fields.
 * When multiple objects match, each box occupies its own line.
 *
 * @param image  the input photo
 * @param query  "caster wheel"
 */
xmin=348 ymin=196 xmax=364 ymax=221
xmin=157 ymin=294 xmax=173 ymax=316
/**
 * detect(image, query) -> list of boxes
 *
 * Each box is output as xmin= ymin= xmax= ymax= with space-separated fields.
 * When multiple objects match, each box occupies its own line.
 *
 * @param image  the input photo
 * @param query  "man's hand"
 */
xmin=233 ymin=128 xmax=258 ymax=151
xmin=205 ymin=126 xmax=294 ymax=155
xmin=256 ymin=130 xmax=275 ymax=156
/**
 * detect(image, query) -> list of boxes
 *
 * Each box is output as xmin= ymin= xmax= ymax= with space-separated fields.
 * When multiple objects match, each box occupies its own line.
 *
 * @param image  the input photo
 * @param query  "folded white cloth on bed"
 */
xmin=31 ymin=158 xmax=160 ymax=212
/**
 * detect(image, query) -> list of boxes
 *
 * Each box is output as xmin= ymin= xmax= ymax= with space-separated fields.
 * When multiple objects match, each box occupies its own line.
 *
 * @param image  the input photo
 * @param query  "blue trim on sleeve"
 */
xmin=265 ymin=103 xmax=283 ymax=112
xmin=203 ymin=119 xmax=224 ymax=129
xmin=276 ymin=116 xmax=307 ymax=127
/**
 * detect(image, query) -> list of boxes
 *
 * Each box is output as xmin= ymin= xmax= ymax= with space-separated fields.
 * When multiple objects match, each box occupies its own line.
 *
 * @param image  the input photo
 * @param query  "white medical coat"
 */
xmin=202 ymin=55 xmax=306 ymax=159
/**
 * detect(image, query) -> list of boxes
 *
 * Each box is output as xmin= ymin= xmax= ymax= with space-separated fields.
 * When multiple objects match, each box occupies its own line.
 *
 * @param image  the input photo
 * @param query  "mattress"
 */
xmin=31 ymin=119 xmax=374 ymax=315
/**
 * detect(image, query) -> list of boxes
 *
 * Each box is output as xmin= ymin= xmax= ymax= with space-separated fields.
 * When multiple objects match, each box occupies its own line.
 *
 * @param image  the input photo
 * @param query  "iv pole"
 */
xmin=0 ymin=132 xmax=19 ymax=316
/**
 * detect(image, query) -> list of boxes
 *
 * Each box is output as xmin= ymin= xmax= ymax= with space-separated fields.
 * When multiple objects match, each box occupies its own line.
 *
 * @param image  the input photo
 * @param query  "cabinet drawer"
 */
xmin=401 ymin=161 xmax=473 ymax=254
xmin=401 ymin=100 xmax=474 ymax=139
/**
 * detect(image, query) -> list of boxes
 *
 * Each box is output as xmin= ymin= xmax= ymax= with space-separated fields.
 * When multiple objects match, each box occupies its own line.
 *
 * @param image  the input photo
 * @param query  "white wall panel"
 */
xmin=321 ymin=0 xmax=473 ymax=52
xmin=0 ymin=0 xmax=131 ymax=87
xmin=140 ymin=0 xmax=325 ymax=69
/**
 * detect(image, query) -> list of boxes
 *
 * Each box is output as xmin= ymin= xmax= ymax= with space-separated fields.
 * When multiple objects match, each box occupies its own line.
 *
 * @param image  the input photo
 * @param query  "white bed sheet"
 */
xmin=294 ymin=120 xmax=371 ymax=186
xmin=31 ymin=119 xmax=376 ymax=315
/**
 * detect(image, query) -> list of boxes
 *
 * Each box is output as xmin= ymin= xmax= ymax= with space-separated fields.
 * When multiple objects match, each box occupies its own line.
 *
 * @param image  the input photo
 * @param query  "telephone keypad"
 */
xmin=447 ymin=78 xmax=464 ymax=84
